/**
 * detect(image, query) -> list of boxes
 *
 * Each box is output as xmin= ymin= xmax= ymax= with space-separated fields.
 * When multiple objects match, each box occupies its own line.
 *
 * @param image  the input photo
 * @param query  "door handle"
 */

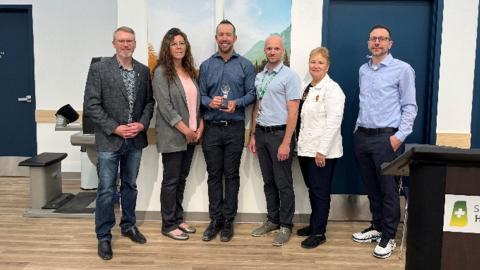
xmin=17 ymin=95 xmax=32 ymax=103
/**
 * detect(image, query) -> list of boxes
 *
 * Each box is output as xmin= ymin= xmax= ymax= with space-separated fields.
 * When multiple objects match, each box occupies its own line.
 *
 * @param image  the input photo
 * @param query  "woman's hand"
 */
xmin=184 ymin=129 xmax=197 ymax=144
xmin=315 ymin=152 xmax=326 ymax=167
xmin=194 ymin=119 xmax=205 ymax=143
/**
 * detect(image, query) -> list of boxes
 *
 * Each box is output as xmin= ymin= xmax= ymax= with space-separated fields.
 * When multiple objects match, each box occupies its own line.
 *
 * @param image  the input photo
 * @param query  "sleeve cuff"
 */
xmin=395 ymin=131 xmax=407 ymax=142
xmin=169 ymin=115 xmax=182 ymax=127
xmin=234 ymin=98 xmax=243 ymax=108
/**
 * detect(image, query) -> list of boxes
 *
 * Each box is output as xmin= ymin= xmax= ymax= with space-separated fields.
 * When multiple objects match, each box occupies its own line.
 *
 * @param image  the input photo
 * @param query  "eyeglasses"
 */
xmin=368 ymin=36 xmax=390 ymax=42
xmin=116 ymin=39 xmax=135 ymax=44
xmin=170 ymin=41 xmax=186 ymax=48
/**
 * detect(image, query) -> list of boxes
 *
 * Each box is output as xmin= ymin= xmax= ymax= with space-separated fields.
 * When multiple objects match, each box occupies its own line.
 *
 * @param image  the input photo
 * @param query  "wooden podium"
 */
xmin=382 ymin=145 xmax=480 ymax=270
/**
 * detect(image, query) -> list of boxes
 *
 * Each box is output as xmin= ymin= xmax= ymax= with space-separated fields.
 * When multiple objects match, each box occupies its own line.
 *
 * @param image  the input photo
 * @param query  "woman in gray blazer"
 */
xmin=152 ymin=28 xmax=204 ymax=240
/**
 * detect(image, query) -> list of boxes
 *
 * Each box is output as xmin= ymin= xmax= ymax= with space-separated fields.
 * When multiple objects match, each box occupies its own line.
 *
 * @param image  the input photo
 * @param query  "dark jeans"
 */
xmin=353 ymin=129 xmax=404 ymax=239
xmin=298 ymin=156 xmax=337 ymax=235
xmin=95 ymin=140 xmax=142 ymax=241
xmin=160 ymin=145 xmax=195 ymax=232
xmin=255 ymin=128 xmax=295 ymax=228
xmin=202 ymin=121 xmax=245 ymax=222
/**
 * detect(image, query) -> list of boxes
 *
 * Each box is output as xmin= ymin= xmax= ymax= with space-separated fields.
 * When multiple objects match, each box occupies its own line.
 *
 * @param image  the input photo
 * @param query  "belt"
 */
xmin=206 ymin=120 xmax=242 ymax=127
xmin=357 ymin=126 xmax=398 ymax=135
xmin=256 ymin=124 xmax=286 ymax=132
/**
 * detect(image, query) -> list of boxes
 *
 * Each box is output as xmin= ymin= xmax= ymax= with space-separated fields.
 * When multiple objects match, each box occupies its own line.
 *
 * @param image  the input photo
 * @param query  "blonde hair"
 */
xmin=309 ymin=47 xmax=330 ymax=65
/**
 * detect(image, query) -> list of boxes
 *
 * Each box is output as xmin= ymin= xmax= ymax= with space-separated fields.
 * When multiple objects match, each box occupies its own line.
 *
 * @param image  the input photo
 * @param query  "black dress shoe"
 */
xmin=121 ymin=226 xmax=147 ymax=244
xmin=98 ymin=240 xmax=113 ymax=260
xmin=297 ymin=226 xmax=311 ymax=236
xmin=220 ymin=220 xmax=234 ymax=242
xmin=301 ymin=234 xmax=326 ymax=249
xmin=202 ymin=220 xmax=222 ymax=241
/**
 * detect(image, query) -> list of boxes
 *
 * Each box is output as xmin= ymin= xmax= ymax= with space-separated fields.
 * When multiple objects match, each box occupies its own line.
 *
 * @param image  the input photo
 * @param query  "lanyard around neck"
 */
xmin=258 ymin=69 xmax=279 ymax=100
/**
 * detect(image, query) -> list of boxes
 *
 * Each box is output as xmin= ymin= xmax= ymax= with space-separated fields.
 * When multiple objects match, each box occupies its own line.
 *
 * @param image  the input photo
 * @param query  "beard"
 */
xmin=370 ymin=47 xmax=388 ymax=57
xmin=218 ymin=43 xmax=233 ymax=54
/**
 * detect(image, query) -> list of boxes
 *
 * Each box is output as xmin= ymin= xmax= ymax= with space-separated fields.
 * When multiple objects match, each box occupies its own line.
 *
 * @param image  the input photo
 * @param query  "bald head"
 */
xmin=265 ymin=35 xmax=284 ymax=50
xmin=264 ymin=35 xmax=285 ymax=68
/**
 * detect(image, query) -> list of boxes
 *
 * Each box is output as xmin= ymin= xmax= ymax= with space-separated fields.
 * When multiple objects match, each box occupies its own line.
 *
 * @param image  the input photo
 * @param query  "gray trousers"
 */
xmin=255 ymin=128 xmax=295 ymax=228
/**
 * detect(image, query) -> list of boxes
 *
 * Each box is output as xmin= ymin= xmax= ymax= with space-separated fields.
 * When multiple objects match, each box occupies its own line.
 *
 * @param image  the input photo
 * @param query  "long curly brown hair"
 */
xmin=154 ymin=28 xmax=197 ymax=85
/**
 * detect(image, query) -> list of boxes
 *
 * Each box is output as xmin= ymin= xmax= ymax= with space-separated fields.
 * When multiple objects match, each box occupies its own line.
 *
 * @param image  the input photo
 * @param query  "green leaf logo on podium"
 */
xmin=450 ymin=201 xmax=468 ymax=227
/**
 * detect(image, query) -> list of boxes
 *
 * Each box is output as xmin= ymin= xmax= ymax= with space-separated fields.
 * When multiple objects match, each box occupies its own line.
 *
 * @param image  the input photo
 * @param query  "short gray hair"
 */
xmin=113 ymin=26 xmax=135 ymax=41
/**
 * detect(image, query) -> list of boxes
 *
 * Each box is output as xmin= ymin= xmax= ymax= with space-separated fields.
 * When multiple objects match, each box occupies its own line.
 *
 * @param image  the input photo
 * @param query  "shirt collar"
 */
xmin=262 ymin=62 xmax=284 ymax=75
xmin=213 ymin=51 xmax=239 ymax=61
xmin=311 ymin=74 xmax=331 ymax=89
xmin=368 ymin=53 xmax=394 ymax=69
xmin=115 ymin=54 xmax=135 ymax=71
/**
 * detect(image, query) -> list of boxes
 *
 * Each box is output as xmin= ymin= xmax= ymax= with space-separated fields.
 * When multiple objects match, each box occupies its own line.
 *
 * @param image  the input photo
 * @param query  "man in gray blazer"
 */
xmin=84 ymin=26 xmax=154 ymax=260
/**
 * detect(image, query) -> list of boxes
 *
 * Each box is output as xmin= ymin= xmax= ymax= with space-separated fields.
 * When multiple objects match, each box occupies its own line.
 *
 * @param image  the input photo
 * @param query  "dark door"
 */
xmin=0 ymin=6 xmax=36 ymax=156
xmin=324 ymin=0 xmax=440 ymax=194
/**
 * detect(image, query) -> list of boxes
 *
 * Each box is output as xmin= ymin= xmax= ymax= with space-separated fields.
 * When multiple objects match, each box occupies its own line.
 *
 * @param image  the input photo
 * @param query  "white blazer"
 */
xmin=297 ymin=74 xmax=345 ymax=159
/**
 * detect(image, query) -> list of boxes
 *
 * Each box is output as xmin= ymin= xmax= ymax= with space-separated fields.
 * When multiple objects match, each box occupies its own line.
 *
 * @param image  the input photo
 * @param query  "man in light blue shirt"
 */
xmin=248 ymin=35 xmax=301 ymax=246
xmin=351 ymin=25 xmax=417 ymax=259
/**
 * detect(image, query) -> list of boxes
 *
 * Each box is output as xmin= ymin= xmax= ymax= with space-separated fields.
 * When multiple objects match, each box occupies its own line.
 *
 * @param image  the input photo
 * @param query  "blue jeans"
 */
xmin=95 ymin=140 xmax=142 ymax=241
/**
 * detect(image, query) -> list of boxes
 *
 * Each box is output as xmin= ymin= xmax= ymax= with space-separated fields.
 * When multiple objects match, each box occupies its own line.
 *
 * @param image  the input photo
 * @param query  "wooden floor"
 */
xmin=0 ymin=177 xmax=406 ymax=270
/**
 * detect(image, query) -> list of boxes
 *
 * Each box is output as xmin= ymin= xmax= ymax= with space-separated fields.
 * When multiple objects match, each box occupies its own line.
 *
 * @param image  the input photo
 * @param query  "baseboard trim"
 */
xmin=136 ymin=195 xmax=406 ymax=223
xmin=136 ymin=212 xmax=313 ymax=223
xmin=0 ymin=156 xmax=30 ymax=176
xmin=20 ymin=178 xmax=405 ymax=222
xmin=62 ymin=172 xmax=81 ymax=180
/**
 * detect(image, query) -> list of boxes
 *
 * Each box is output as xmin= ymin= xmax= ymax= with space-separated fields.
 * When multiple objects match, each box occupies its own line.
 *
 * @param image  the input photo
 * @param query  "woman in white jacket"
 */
xmin=296 ymin=47 xmax=345 ymax=249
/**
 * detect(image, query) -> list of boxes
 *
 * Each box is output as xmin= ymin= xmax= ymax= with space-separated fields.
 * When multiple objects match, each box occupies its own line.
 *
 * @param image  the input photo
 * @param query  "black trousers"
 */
xmin=298 ymin=156 xmax=337 ymax=235
xmin=255 ymin=128 xmax=295 ymax=228
xmin=353 ymin=129 xmax=404 ymax=239
xmin=160 ymin=144 xmax=195 ymax=232
xmin=202 ymin=121 xmax=245 ymax=222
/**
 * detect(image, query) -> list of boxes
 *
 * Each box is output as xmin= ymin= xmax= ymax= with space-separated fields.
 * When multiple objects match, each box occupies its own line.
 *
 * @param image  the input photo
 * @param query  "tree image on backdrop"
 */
xmin=146 ymin=0 xmax=291 ymax=74
xmin=224 ymin=0 xmax=291 ymax=73
xmin=146 ymin=0 xmax=216 ymax=75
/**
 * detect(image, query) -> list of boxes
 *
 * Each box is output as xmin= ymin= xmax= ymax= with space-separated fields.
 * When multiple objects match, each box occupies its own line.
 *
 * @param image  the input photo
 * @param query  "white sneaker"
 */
xmin=373 ymin=238 xmax=396 ymax=259
xmin=352 ymin=226 xmax=381 ymax=243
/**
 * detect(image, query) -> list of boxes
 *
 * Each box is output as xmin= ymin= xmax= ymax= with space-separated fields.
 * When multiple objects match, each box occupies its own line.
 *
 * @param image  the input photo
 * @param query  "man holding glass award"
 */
xmin=199 ymin=19 xmax=256 ymax=242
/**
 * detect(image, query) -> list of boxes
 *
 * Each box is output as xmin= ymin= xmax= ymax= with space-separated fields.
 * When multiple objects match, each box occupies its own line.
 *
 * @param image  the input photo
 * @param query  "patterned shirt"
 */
xmin=118 ymin=63 xmax=136 ymax=123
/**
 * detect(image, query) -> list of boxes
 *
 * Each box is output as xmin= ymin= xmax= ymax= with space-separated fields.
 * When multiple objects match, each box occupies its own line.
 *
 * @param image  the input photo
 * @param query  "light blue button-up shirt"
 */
xmin=255 ymin=63 xmax=301 ymax=126
xmin=356 ymin=54 xmax=417 ymax=142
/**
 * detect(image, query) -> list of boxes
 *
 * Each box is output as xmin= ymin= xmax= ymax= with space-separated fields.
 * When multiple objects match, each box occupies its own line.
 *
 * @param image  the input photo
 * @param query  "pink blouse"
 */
xmin=179 ymin=76 xmax=198 ymax=131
